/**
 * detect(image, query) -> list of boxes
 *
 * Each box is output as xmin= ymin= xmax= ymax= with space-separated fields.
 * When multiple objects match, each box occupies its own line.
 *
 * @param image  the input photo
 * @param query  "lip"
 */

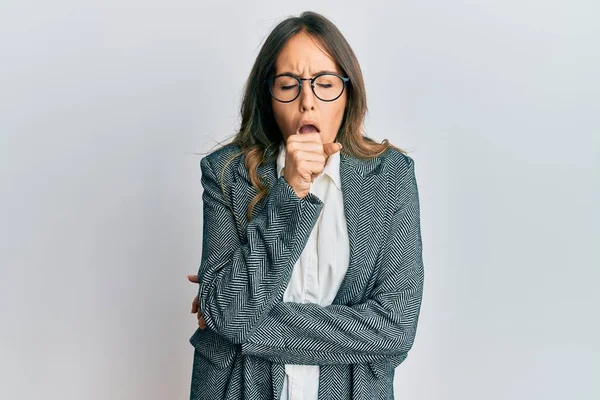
xmin=297 ymin=119 xmax=321 ymax=134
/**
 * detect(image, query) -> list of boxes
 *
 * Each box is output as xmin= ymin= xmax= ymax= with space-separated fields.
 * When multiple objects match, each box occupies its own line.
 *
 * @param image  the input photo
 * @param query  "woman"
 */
xmin=186 ymin=11 xmax=424 ymax=400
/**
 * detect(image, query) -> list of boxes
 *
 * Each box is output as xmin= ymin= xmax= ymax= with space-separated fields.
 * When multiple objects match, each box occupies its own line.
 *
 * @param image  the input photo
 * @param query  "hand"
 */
xmin=187 ymin=274 xmax=207 ymax=330
xmin=284 ymin=132 xmax=342 ymax=198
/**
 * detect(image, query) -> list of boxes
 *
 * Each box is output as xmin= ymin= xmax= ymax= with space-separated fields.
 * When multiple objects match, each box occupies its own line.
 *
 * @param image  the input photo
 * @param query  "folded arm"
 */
xmin=197 ymin=155 xmax=324 ymax=344
xmin=240 ymin=157 xmax=425 ymax=366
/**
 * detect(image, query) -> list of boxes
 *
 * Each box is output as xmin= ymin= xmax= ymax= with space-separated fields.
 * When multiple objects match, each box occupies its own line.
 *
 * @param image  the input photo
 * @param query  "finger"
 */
xmin=290 ymin=149 xmax=326 ymax=164
xmin=323 ymin=142 xmax=343 ymax=156
xmin=300 ymin=159 xmax=327 ymax=176
xmin=287 ymin=140 xmax=324 ymax=155
xmin=187 ymin=274 xmax=199 ymax=283
xmin=288 ymin=131 xmax=322 ymax=143
xmin=191 ymin=295 xmax=198 ymax=313
xmin=198 ymin=314 xmax=206 ymax=329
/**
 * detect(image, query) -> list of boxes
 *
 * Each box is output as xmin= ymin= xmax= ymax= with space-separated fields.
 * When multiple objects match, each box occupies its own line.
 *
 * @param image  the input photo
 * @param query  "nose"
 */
xmin=298 ymin=79 xmax=316 ymax=111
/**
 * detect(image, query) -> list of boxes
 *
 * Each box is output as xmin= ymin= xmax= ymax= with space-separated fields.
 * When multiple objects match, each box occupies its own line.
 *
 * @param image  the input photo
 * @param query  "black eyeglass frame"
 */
xmin=264 ymin=72 xmax=351 ymax=103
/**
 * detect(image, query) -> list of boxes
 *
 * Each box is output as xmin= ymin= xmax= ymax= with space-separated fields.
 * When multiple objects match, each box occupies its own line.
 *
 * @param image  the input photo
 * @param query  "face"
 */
xmin=271 ymin=32 xmax=347 ymax=145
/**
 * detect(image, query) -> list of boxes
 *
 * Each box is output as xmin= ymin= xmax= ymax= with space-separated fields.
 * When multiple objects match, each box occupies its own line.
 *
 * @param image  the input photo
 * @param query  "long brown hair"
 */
xmin=202 ymin=11 xmax=405 ymax=220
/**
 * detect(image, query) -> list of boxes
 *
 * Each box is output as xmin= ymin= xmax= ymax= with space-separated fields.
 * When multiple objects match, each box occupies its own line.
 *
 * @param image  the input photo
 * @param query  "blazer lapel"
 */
xmin=332 ymin=152 xmax=382 ymax=305
xmin=230 ymin=148 xmax=278 ymax=240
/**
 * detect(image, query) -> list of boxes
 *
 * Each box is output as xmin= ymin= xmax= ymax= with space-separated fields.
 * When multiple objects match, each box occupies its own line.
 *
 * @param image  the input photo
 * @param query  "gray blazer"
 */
xmin=189 ymin=142 xmax=424 ymax=400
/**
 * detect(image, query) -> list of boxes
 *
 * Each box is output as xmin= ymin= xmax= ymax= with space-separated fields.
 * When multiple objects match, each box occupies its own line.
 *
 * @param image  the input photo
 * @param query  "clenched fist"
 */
xmin=283 ymin=131 xmax=342 ymax=198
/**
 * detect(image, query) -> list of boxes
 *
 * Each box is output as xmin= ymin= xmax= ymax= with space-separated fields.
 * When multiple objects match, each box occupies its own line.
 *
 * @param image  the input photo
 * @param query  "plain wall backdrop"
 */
xmin=1 ymin=1 xmax=598 ymax=399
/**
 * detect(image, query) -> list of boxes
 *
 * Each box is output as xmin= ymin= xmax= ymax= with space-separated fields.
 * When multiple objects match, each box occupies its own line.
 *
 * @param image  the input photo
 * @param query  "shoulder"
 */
xmin=379 ymin=146 xmax=415 ymax=178
xmin=378 ymin=147 xmax=418 ymax=207
xmin=200 ymin=143 xmax=243 ymax=176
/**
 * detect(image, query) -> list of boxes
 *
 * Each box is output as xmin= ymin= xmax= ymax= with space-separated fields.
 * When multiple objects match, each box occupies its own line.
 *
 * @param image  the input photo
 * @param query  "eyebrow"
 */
xmin=276 ymin=69 xmax=340 ymax=77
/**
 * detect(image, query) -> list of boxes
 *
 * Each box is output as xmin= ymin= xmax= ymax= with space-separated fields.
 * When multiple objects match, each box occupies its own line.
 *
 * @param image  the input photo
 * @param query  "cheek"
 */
xmin=272 ymin=103 xmax=292 ymax=132
xmin=328 ymin=92 xmax=347 ymax=118
xmin=325 ymin=102 xmax=346 ymax=128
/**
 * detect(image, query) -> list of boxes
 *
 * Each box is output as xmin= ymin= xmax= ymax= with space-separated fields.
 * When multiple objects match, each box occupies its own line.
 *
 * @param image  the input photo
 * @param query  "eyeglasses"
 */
xmin=265 ymin=72 xmax=350 ymax=103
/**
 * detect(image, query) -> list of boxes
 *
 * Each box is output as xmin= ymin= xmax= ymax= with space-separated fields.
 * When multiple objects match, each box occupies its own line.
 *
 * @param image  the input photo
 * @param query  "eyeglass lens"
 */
xmin=270 ymin=74 xmax=345 ymax=102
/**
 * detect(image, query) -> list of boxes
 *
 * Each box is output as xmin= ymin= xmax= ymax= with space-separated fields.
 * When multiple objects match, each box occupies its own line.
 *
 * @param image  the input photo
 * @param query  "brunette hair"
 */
xmin=203 ymin=11 xmax=405 ymax=220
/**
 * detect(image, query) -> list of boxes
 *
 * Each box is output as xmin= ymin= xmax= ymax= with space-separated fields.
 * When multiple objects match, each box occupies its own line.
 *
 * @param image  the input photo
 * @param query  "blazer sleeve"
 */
xmin=197 ymin=155 xmax=324 ymax=344
xmin=240 ymin=157 xmax=424 ymax=365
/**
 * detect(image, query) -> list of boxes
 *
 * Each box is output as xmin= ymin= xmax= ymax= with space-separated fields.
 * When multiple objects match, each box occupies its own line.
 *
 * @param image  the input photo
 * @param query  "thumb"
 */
xmin=323 ymin=142 xmax=342 ymax=156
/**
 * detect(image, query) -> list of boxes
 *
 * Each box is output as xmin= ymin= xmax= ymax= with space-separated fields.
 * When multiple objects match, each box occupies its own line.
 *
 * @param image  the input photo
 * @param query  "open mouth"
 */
xmin=297 ymin=121 xmax=321 ymax=134
xmin=299 ymin=125 xmax=319 ymax=134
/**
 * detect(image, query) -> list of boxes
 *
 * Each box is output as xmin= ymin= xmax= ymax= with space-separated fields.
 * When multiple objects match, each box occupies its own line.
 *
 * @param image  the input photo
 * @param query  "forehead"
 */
xmin=274 ymin=32 xmax=341 ymax=75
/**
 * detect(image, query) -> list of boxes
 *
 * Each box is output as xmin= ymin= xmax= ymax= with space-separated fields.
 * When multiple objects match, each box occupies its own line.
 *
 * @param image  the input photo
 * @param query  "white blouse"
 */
xmin=276 ymin=141 xmax=350 ymax=400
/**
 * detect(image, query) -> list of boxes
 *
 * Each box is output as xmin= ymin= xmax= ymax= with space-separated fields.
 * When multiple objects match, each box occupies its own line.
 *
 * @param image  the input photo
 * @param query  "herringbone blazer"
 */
xmin=189 ymin=142 xmax=424 ymax=400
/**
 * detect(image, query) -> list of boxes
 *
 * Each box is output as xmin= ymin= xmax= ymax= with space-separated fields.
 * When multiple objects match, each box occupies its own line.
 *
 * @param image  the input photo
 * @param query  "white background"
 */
xmin=1 ymin=1 xmax=598 ymax=399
